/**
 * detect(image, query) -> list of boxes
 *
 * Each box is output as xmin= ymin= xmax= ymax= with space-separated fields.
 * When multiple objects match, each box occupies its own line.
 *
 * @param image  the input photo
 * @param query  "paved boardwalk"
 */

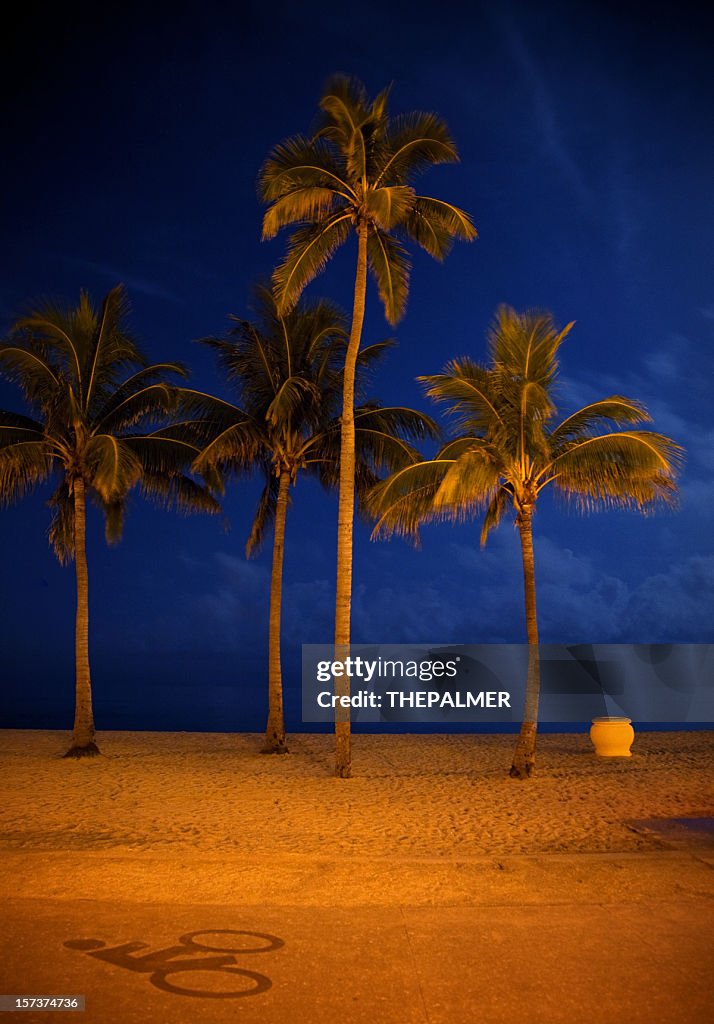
xmin=1 ymin=850 xmax=712 ymax=1023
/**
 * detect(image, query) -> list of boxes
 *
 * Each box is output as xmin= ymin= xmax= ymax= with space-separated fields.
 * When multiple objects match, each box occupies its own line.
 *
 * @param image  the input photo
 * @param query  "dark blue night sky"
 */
xmin=1 ymin=0 xmax=712 ymax=731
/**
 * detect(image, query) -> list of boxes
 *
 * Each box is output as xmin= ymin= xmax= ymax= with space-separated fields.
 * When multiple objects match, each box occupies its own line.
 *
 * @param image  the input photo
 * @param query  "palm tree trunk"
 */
xmin=511 ymin=506 xmax=540 ymax=778
xmin=334 ymin=220 xmax=369 ymax=779
xmin=64 ymin=476 xmax=99 ymax=758
xmin=262 ymin=470 xmax=290 ymax=754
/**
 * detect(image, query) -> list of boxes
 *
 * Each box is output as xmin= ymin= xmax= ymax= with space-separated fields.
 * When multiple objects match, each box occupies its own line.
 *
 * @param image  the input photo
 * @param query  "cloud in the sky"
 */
xmin=482 ymin=2 xmax=593 ymax=208
xmin=558 ymin=331 xmax=712 ymax=501
xmin=620 ymin=555 xmax=714 ymax=642
xmin=144 ymin=522 xmax=713 ymax=665
xmin=62 ymin=256 xmax=183 ymax=304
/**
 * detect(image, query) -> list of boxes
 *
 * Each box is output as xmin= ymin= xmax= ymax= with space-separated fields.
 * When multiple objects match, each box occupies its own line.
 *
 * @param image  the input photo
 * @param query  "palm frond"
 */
xmin=419 ymin=359 xmax=504 ymax=435
xmin=93 ymin=382 xmax=177 ymax=433
xmin=0 ymin=345 xmax=62 ymax=408
xmin=12 ymin=304 xmax=84 ymax=391
xmin=353 ymin=426 xmax=425 ymax=473
xmin=402 ymin=196 xmax=477 ymax=259
xmin=433 ymin=445 xmax=501 ymax=511
xmin=191 ymin=419 xmax=264 ymax=474
xmin=365 ymin=185 xmax=416 ymax=230
xmin=375 ymin=111 xmax=459 ymax=185
xmin=480 ymin=487 xmax=511 ymax=546
xmin=515 ymin=379 xmax=556 ymax=463
xmin=313 ymin=406 xmax=434 ymax=481
xmin=437 ymin=435 xmax=484 ymax=460
xmin=368 ymin=458 xmax=460 ymax=542
xmin=348 ymin=341 xmax=396 ymax=398
xmin=85 ymin=434 xmax=142 ymax=502
xmin=355 ymin=404 xmax=439 ymax=443
xmin=246 ymin=474 xmax=279 ymax=557
xmin=83 ymin=284 xmax=141 ymax=408
xmin=317 ymin=75 xmax=384 ymax=181
xmin=488 ymin=305 xmax=573 ymax=388
xmin=168 ymin=388 xmax=246 ymax=438
xmin=547 ymin=431 xmax=684 ymax=509
xmin=139 ymin=472 xmax=221 ymax=515
xmin=272 ymin=213 xmax=352 ymax=315
xmin=262 ymin=187 xmax=343 ymax=240
xmin=0 ymin=440 xmax=54 ymax=505
xmin=265 ymin=375 xmax=320 ymax=427
xmin=550 ymin=397 xmax=651 ymax=444
xmin=93 ymin=362 xmax=188 ymax=429
xmin=14 ymin=286 xmax=143 ymax=413
xmin=149 ymin=418 xmax=238 ymax=454
xmin=259 ymin=134 xmax=354 ymax=202
xmin=319 ymin=75 xmax=370 ymax=131
xmin=121 ymin=433 xmax=203 ymax=475
xmin=0 ymin=410 xmax=45 ymax=448
xmin=366 ymin=229 xmax=411 ymax=325
xmin=101 ymin=500 xmax=125 ymax=546
xmin=355 ymin=340 xmax=395 ymax=366
xmin=47 ymin=481 xmax=75 ymax=564
xmin=354 ymin=464 xmax=383 ymax=512
xmin=291 ymin=296 xmax=348 ymax=357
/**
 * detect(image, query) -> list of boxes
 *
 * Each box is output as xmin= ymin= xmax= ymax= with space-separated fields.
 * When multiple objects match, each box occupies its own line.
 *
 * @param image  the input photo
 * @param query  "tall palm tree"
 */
xmin=369 ymin=305 xmax=683 ymax=778
xmin=259 ymin=74 xmax=476 ymax=775
xmin=189 ymin=287 xmax=437 ymax=754
xmin=0 ymin=285 xmax=219 ymax=757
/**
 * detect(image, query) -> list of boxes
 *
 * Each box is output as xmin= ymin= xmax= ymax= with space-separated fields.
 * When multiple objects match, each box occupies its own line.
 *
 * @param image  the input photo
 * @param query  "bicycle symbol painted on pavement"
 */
xmin=64 ymin=929 xmax=285 ymax=998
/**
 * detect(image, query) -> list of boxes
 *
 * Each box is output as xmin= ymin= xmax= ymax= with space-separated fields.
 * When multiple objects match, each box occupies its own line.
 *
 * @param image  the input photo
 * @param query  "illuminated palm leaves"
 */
xmin=0 ymin=284 xmax=219 ymax=562
xmin=370 ymin=305 xmax=683 ymax=542
xmin=191 ymin=289 xmax=348 ymax=554
xmin=190 ymin=288 xmax=437 ymax=556
xmin=259 ymin=75 xmax=477 ymax=324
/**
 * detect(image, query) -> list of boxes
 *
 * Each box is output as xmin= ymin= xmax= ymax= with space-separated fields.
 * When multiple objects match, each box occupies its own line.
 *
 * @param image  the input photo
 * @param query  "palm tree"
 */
xmin=259 ymin=74 xmax=476 ymax=775
xmin=189 ymin=286 xmax=437 ymax=754
xmin=369 ymin=305 xmax=683 ymax=778
xmin=0 ymin=285 xmax=219 ymax=757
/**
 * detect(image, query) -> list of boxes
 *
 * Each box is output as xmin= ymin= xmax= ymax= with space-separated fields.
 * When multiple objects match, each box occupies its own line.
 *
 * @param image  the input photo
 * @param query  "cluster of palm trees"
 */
xmin=0 ymin=76 xmax=683 ymax=778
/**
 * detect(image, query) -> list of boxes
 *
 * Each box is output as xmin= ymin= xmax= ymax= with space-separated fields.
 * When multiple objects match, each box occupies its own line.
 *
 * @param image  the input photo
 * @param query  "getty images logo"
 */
xmin=315 ymin=654 xmax=460 ymax=684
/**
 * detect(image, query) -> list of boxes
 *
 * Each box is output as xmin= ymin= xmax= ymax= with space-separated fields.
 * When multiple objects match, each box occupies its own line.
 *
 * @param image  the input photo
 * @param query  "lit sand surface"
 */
xmin=1 ymin=730 xmax=712 ymax=907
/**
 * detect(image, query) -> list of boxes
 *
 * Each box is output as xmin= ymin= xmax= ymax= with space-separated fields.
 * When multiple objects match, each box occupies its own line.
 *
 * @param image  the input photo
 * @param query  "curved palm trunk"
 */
xmin=262 ymin=470 xmax=290 ymax=754
xmin=510 ymin=506 xmax=540 ymax=779
xmin=334 ymin=221 xmax=369 ymax=779
xmin=64 ymin=476 xmax=99 ymax=758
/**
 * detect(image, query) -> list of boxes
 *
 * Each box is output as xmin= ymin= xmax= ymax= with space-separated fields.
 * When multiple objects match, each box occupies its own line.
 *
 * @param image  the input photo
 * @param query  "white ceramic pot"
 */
xmin=590 ymin=716 xmax=635 ymax=757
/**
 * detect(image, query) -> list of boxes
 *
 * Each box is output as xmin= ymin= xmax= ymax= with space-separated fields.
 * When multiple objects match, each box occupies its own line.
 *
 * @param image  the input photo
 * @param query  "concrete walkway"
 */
xmin=1 ymin=851 xmax=712 ymax=1023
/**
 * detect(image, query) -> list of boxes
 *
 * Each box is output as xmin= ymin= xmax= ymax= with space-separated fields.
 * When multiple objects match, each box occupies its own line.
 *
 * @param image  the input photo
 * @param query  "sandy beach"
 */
xmin=1 ymin=729 xmax=713 ymax=1023
xmin=1 ymin=729 xmax=711 ymax=870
